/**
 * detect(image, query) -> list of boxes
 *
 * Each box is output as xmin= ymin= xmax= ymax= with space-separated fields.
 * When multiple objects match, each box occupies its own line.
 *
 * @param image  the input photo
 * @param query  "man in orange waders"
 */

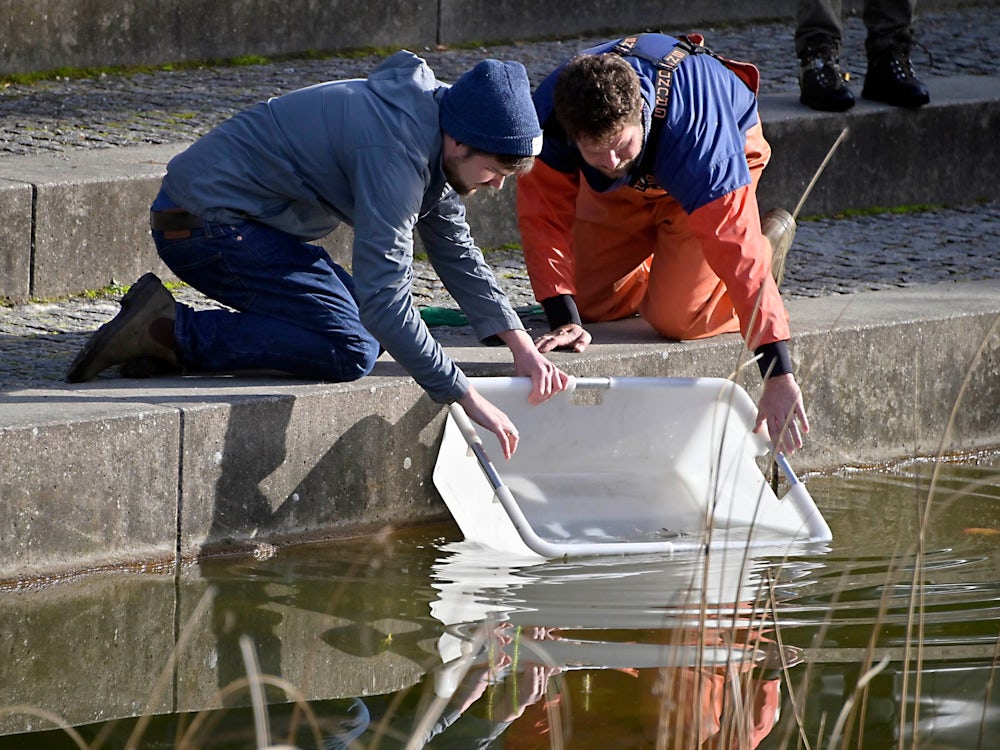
xmin=517 ymin=33 xmax=809 ymax=454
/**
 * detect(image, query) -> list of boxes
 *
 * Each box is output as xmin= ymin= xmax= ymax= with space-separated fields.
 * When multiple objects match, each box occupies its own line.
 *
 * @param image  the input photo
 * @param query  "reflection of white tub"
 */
xmin=428 ymin=540 xmax=803 ymax=697
xmin=433 ymin=377 xmax=831 ymax=558
xmin=430 ymin=542 xmax=772 ymax=630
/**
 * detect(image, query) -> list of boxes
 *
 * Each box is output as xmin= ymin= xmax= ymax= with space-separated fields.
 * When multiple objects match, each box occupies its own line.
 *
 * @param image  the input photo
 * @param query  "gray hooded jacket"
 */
xmin=161 ymin=51 xmax=524 ymax=403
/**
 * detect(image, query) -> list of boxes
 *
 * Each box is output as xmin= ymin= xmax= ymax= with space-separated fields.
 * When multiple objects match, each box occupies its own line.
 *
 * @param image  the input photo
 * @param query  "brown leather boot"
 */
xmin=66 ymin=273 xmax=179 ymax=382
xmin=761 ymin=208 xmax=796 ymax=288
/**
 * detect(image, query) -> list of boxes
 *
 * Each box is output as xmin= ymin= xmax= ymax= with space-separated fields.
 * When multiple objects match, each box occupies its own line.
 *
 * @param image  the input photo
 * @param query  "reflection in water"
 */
xmin=412 ymin=542 xmax=808 ymax=749
xmin=0 ymin=453 xmax=999 ymax=748
xmin=766 ymin=455 xmax=1000 ymax=749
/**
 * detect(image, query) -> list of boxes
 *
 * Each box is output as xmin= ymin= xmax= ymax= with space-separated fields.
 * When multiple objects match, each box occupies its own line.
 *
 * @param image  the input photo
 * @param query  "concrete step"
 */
xmin=2 ymin=73 xmax=999 ymax=302
xmin=3 ymin=279 xmax=1000 ymax=582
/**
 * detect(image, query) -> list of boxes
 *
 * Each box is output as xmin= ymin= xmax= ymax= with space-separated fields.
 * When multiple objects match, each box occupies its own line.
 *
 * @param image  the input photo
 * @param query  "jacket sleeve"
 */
xmin=516 ymin=159 xmax=581 ymax=304
xmin=348 ymin=146 xmax=470 ymax=404
xmin=416 ymin=190 xmax=523 ymax=341
xmin=687 ymin=183 xmax=791 ymax=353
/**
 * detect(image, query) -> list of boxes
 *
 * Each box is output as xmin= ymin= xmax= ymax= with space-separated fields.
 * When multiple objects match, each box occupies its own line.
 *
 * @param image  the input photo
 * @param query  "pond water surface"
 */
xmin=2 ymin=452 xmax=999 ymax=749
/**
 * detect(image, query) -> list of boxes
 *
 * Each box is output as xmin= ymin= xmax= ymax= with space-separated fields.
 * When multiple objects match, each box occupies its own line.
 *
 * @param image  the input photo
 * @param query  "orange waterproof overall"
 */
xmin=517 ymin=121 xmax=790 ymax=351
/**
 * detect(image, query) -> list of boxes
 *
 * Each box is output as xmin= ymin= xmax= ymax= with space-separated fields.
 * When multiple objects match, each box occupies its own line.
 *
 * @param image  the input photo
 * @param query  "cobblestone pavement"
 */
xmin=1 ymin=6 xmax=999 ymax=391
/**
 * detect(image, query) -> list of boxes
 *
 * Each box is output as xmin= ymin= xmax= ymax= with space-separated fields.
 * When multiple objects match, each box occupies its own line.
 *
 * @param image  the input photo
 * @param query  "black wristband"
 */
xmin=755 ymin=340 xmax=794 ymax=379
xmin=540 ymin=294 xmax=582 ymax=330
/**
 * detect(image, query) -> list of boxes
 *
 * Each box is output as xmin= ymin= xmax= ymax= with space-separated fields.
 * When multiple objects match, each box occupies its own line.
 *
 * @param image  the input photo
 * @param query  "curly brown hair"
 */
xmin=553 ymin=53 xmax=643 ymax=145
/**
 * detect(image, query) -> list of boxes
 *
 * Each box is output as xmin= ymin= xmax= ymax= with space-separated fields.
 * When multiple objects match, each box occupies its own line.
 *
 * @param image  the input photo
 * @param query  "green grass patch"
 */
xmin=484 ymin=241 xmax=522 ymax=254
xmin=0 ymin=44 xmax=409 ymax=87
xmin=0 ymin=279 xmax=190 ymax=308
xmin=77 ymin=282 xmax=130 ymax=300
xmin=800 ymin=203 xmax=946 ymax=221
xmin=0 ymin=29 xmax=639 ymax=88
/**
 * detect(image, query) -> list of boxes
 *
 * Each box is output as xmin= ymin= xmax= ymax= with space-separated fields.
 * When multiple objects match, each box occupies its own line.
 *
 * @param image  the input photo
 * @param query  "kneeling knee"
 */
xmin=640 ymin=298 xmax=740 ymax=342
xmin=641 ymin=307 xmax=699 ymax=341
xmin=643 ymin=311 xmax=738 ymax=342
xmin=340 ymin=336 xmax=380 ymax=381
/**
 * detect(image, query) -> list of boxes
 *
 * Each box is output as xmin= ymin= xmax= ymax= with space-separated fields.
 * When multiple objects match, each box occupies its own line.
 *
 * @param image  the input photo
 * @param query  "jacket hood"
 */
xmin=367 ymin=50 xmax=443 ymax=149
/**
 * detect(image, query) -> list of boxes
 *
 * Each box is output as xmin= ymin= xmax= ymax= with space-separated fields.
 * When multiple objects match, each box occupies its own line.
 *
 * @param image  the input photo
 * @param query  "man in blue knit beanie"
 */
xmin=67 ymin=52 xmax=568 ymax=459
xmin=441 ymin=59 xmax=544 ymax=163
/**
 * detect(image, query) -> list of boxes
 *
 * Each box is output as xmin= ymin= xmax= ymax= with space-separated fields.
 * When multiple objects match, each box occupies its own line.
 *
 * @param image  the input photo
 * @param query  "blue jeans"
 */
xmin=152 ymin=219 xmax=380 ymax=381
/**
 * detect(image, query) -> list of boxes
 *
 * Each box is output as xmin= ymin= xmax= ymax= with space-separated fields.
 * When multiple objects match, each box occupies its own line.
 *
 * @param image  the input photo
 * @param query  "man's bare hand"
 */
xmin=534 ymin=323 xmax=592 ymax=353
xmin=463 ymin=330 xmax=572 ymax=457
xmin=458 ymin=386 xmax=520 ymax=460
xmin=498 ymin=329 xmax=572 ymax=406
xmin=755 ymin=373 xmax=810 ymax=455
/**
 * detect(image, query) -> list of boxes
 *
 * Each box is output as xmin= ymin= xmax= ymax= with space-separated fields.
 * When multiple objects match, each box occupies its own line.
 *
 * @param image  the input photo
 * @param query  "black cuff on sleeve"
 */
xmin=541 ymin=294 xmax=582 ymax=330
xmin=755 ymin=340 xmax=794 ymax=379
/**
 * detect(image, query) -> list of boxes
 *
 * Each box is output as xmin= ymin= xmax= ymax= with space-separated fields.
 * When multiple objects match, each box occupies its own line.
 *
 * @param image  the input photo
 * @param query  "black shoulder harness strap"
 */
xmin=611 ymin=34 xmax=701 ymax=119
xmin=610 ymin=34 xmax=702 ymax=190
xmin=610 ymin=33 xmax=760 ymax=191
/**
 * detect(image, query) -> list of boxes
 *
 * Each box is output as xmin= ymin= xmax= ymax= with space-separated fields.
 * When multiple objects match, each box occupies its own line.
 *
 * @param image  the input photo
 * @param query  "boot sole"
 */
xmin=799 ymin=93 xmax=855 ymax=112
xmin=860 ymin=90 xmax=930 ymax=108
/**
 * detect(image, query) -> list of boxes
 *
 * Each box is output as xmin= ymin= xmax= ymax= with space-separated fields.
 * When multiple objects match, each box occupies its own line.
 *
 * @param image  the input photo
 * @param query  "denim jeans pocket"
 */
xmin=153 ymin=222 xmax=245 ymax=268
xmin=154 ymin=223 xmax=258 ymax=310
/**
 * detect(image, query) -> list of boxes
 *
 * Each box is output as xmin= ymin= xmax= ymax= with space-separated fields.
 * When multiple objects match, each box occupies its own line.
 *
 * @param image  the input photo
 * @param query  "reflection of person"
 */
xmin=421 ymin=625 xmax=562 ymax=748
xmin=66 ymin=53 xmax=571 ymax=458
xmin=425 ymin=623 xmax=784 ymax=749
xmin=797 ymin=0 xmax=930 ymax=111
xmin=516 ymin=33 xmax=808 ymax=454
xmin=506 ymin=668 xmax=781 ymax=749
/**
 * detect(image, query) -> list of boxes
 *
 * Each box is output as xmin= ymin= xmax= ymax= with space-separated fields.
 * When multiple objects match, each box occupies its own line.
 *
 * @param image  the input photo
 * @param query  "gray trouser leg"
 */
xmin=795 ymin=0 xmax=843 ymax=58
xmin=795 ymin=0 xmax=916 ymax=58
xmin=863 ymin=0 xmax=917 ymax=56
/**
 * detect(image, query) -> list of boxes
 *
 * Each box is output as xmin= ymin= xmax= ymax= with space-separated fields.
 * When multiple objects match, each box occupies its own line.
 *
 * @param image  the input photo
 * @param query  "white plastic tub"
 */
xmin=433 ymin=376 xmax=831 ymax=558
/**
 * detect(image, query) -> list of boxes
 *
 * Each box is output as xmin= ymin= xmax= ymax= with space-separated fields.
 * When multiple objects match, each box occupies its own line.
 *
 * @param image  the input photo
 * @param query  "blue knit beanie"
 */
xmin=440 ymin=59 xmax=543 ymax=157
